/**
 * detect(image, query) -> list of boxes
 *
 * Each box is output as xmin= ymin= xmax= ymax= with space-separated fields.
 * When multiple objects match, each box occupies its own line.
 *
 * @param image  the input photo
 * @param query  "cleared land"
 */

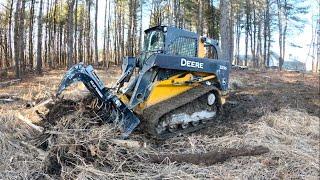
xmin=0 ymin=67 xmax=319 ymax=179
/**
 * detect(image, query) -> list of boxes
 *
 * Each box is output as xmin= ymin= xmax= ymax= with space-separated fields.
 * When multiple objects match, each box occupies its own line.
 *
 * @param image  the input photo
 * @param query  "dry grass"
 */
xmin=0 ymin=68 xmax=319 ymax=179
xmin=0 ymin=110 xmax=45 ymax=179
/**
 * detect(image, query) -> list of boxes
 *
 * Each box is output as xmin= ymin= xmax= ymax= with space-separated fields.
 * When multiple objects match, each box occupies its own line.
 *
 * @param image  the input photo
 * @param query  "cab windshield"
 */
xmin=143 ymin=30 xmax=164 ymax=52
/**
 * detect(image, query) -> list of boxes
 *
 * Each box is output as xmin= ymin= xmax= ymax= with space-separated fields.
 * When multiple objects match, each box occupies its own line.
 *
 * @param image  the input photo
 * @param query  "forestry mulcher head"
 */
xmin=57 ymin=26 xmax=230 ymax=139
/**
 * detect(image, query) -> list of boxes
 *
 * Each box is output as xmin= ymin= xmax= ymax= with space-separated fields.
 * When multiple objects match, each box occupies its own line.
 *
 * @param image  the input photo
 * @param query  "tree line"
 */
xmin=0 ymin=0 xmax=318 ymax=79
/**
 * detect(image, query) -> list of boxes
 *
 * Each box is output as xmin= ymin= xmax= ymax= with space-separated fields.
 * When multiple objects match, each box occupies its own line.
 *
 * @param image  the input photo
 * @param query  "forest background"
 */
xmin=0 ymin=0 xmax=319 ymax=79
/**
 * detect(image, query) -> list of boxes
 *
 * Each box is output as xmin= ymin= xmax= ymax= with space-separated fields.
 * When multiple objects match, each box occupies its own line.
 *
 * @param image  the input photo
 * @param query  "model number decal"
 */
xmin=181 ymin=58 xmax=204 ymax=69
xmin=219 ymin=65 xmax=227 ymax=70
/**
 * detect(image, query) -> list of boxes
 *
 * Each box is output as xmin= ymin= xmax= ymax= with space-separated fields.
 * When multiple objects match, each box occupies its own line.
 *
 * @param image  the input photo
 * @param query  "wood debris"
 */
xmin=15 ymin=112 xmax=44 ymax=133
xmin=0 ymin=79 xmax=21 ymax=88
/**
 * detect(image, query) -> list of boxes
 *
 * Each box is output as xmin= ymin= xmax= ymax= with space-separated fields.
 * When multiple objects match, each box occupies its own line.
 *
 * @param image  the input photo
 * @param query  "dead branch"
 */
xmin=0 ymin=98 xmax=16 ymax=103
xmin=148 ymin=145 xmax=269 ymax=165
xmin=110 ymin=139 xmax=146 ymax=149
xmin=21 ymin=98 xmax=54 ymax=123
xmin=15 ymin=112 xmax=44 ymax=133
xmin=0 ymin=93 xmax=21 ymax=103
xmin=33 ymin=98 xmax=54 ymax=109
xmin=0 ymin=79 xmax=21 ymax=88
xmin=20 ymin=141 xmax=48 ymax=160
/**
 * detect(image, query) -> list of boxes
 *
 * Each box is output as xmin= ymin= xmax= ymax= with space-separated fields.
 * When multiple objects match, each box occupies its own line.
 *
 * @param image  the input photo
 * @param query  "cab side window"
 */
xmin=168 ymin=37 xmax=197 ymax=57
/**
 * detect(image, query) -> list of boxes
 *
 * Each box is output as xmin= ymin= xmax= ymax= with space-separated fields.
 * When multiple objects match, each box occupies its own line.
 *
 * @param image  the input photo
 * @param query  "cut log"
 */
xmin=32 ymin=98 xmax=53 ymax=115
xmin=22 ymin=98 xmax=54 ymax=124
xmin=110 ymin=139 xmax=146 ymax=149
xmin=15 ymin=112 xmax=44 ymax=133
xmin=0 ymin=79 xmax=21 ymax=88
xmin=148 ymin=145 xmax=269 ymax=165
xmin=34 ymin=98 xmax=54 ymax=109
xmin=20 ymin=141 xmax=48 ymax=160
xmin=0 ymin=94 xmax=21 ymax=103
xmin=0 ymin=98 xmax=16 ymax=103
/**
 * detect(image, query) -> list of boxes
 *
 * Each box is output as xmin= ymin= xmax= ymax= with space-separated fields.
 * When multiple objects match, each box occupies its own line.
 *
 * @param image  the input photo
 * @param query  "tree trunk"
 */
xmin=28 ymin=0 xmax=35 ymax=70
xmin=251 ymin=8 xmax=257 ymax=67
xmin=127 ymin=0 xmax=133 ymax=56
xmin=121 ymin=1 xmax=125 ymax=59
xmin=59 ymin=25 xmax=63 ymax=66
xmin=282 ymin=1 xmax=288 ymax=70
xmin=277 ymin=0 xmax=284 ymax=70
xmin=106 ymin=0 xmax=111 ymax=68
xmin=220 ymin=0 xmax=233 ymax=63
xmin=0 ymin=34 xmax=3 ymax=70
xmin=103 ymin=0 xmax=107 ymax=66
xmin=132 ymin=0 xmax=138 ymax=55
xmin=47 ymin=0 xmax=52 ymax=69
xmin=86 ymin=1 xmax=91 ymax=64
xmin=0 ymin=35 xmax=3 ymax=70
xmin=94 ymin=0 xmax=99 ymax=65
xmin=235 ymin=13 xmax=241 ymax=65
xmin=245 ymin=0 xmax=250 ymax=66
xmin=257 ymin=19 xmax=262 ymax=68
xmin=7 ymin=0 xmax=14 ymax=68
xmin=14 ymin=0 xmax=22 ymax=78
xmin=74 ymin=0 xmax=78 ymax=64
xmin=3 ymin=29 xmax=9 ymax=70
xmin=317 ymin=17 xmax=320 ymax=73
xmin=78 ymin=22 xmax=83 ymax=63
xmin=19 ymin=0 xmax=26 ymax=74
xmin=43 ymin=0 xmax=49 ymax=67
xmin=53 ymin=0 xmax=58 ymax=68
xmin=196 ymin=0 xmax=203 ymax=35
xmin=263 ymin=2 xmax=269 ymax=68
xmin=121 ymin=5 xmax=125 ymax=60
xmin=36 ymin=0 xmax=44 ymax=74
xmin=138 ymin=0 xmax=143 ymax=53
xmin=67 ymin=0 xmax=75 ymax=68
xmin=114 ymin=2 xmax=118 ymax=64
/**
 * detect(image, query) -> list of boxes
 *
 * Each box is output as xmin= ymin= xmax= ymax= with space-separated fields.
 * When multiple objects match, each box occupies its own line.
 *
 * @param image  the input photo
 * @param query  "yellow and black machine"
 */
xmin=57 ymin=26 xmax=230 ymax=139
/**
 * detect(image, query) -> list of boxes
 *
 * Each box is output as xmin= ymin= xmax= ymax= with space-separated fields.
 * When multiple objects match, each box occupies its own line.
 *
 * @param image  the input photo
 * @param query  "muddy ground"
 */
xmin=0 ymin=67 xmax=319 ymax=179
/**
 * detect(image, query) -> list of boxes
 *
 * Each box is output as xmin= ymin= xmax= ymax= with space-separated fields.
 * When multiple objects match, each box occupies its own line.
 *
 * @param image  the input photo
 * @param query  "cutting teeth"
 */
xmin=201 ymin=119 xmax=208 ymax=124
xmin=191 ymin=121 xmax=200 ymax=126
xmin=168 ymin=124 xmax=178 ymax=132
xmin=181 ymin=123 xmax=189 ymax=129
xmin=156 ymin=122 xmax=166 ymax=134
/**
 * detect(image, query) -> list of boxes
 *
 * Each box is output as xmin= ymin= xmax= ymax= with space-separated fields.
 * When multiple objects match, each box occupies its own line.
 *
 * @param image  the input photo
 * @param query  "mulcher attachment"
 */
xmin=56 ymin=63 xmax=140 ymax=138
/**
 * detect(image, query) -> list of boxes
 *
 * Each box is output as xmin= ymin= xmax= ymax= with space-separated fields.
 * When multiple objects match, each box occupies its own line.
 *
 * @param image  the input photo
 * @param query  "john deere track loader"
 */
xmin=57 ymin=26 xmax=230 ymax=139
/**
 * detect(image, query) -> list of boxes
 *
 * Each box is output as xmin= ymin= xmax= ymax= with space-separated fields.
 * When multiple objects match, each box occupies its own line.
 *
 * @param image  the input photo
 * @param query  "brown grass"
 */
xmin=0 ymin=67 xmax=319 ymax=179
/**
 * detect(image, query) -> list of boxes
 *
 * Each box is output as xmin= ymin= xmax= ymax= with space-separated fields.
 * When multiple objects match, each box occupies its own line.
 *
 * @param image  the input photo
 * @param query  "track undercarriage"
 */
xmin=141 ymin=85 xmax=222 ymax=139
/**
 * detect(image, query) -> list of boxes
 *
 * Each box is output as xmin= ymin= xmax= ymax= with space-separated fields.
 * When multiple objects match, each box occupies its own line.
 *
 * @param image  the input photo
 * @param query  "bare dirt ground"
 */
xmin=0 ymin=67 xmax=319 ymax=179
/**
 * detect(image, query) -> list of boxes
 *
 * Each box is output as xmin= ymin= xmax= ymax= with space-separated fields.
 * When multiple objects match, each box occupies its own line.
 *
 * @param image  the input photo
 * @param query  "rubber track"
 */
xmin=141 ymin=85 xmax=218 ymax=139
